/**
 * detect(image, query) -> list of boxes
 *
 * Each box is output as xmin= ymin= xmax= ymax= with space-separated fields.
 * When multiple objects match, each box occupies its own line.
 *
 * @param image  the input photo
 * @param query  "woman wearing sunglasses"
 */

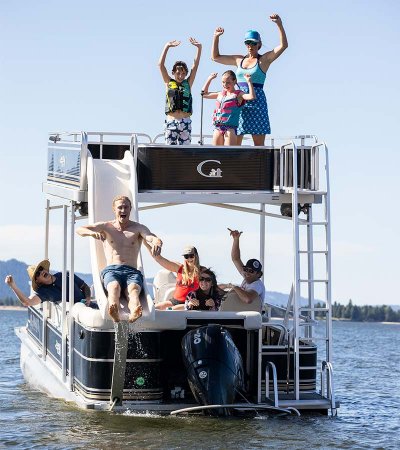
xmin=185 ymin=268 xmax=224 ymax=311
xmin=152 ymin=245 xmax=201 ymax=310
xmin=211 ymin=14 xmax=288 ymax=146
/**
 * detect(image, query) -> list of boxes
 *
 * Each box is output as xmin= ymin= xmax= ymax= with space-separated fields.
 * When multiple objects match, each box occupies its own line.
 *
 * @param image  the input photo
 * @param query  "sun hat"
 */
xmin=244 ymin=30 xmax=261 ymax=43
xmin=244 ymin=258 xmax=262 ymax=273
xmin=182 ymin=245 xmax=198 ymax=256
xmin=27 ymin=259 xmax=50 ymax=291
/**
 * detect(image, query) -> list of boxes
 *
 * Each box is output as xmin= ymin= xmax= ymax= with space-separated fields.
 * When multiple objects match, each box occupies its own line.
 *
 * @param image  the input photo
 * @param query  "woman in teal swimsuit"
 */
xmin=211 ymin=13 xmax=288 ymax=146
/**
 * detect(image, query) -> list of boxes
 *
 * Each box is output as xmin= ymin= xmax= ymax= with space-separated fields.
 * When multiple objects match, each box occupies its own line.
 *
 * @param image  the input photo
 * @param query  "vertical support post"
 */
xmin=42 ymin=199 xmax=50 ymax=361
xmin=68 ymin=201 xmax=76 ymax=391
xmin=257 ymin=329 xmax=262 ymax=404
xmin=45 ymin=199 xmax=50 ymax=259
xmin=259 ymin=203 xmax=265 ymax=283
xmin=306 ymin=206 xmax=315 ymax=338
xmin=61 ymin=205 xmax=68 ymax=383
xmin=291 ymin=142 xmax=300 ymax=400
xmin=324 ymin=145 xmax=333 ymax=364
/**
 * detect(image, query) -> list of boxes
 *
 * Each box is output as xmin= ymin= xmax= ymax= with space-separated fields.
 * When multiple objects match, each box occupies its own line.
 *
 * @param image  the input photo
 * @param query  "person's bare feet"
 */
xmin=128 ymin=305 xmax=143 ymax=323
xmin=109 ymin=303 xmax=120 ymax=322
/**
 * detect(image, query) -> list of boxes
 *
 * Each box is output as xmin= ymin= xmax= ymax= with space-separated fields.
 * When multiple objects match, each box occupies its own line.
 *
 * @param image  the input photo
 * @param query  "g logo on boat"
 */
xmin=196 ymin=160 xmax=222 ymax=178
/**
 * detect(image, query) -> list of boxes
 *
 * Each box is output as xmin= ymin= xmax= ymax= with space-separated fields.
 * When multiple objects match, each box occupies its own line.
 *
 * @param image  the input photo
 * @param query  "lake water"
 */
xmin=0 ymin=310 xmax=399 ymax=449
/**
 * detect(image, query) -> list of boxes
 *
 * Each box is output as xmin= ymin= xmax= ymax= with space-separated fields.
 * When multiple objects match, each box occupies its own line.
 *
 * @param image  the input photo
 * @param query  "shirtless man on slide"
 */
xmin=76 ymin=195 xmax=162 ymax=323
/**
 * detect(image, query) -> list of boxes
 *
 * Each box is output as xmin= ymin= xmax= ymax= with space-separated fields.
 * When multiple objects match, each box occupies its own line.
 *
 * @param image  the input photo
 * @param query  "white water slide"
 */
xmin=86 ymin=150 xmax=154 ymax=321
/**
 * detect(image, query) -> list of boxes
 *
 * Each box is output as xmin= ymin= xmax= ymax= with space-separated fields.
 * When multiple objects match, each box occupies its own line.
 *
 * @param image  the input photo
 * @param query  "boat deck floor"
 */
xmin=265 ymin=392 xmax=339 ymax=411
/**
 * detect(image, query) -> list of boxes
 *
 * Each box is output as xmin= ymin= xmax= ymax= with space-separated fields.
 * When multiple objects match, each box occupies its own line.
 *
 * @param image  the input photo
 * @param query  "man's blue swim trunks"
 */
xmin=101 ymin=265 xmax=143 ymax=290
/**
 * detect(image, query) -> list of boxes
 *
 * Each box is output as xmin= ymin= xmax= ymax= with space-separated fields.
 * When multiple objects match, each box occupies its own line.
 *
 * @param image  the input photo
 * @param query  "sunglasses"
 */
xmin=199 ymin=277 xmax=212 ymax=282
xmin=35 ymin=266 xmax=44 ymax=280
xmin=243 ymin=267 xmax=256 ymax=274
xmin=184 ymin=254 xmax=195 ymax=259
xmin=245 ymin=41 xmax=258 ymax=46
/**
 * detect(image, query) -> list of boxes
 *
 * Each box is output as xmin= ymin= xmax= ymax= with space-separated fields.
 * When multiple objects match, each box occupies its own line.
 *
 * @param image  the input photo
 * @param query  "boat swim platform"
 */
xmin=43 ymin=133 xmax=327 ymax=207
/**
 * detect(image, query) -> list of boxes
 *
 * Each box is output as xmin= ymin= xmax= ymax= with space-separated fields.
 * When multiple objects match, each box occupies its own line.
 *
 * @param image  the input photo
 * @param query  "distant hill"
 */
xmin=0 ymin=259 xmax=92 ymax=300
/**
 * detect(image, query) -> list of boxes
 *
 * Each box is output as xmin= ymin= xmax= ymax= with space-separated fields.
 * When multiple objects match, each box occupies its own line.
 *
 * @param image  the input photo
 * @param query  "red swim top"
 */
xmin=173 ymin=265 xmax=199 ymax=302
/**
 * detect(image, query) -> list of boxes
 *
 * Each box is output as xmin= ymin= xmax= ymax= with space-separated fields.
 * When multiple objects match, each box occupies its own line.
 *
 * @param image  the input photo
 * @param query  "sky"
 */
xmin=1 ymin=0 xmax=399 ymax=306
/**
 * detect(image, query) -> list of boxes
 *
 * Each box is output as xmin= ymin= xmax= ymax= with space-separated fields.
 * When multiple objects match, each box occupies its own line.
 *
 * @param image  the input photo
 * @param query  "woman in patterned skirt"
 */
xmin=211 ymin=14 xmax=288 ymax=146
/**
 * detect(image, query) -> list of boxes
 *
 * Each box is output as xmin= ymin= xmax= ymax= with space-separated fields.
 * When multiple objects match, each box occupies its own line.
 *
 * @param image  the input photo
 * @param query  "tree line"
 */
xmin=330 ymin=300 xmax=399 ymax=322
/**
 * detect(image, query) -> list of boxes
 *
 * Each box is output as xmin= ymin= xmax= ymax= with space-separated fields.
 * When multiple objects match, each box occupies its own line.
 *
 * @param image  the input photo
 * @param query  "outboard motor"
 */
xmin=181 ymin=325 xmax=244 ymax=416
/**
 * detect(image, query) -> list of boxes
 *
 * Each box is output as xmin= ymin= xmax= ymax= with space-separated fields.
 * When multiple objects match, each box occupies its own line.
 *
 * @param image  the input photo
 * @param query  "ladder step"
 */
xmin=299 ymin=307 xmax=329 ymax=312
xmin=299 ymin=250 xmax=328 ymax=254
xmin=299 ymin=366 xmax=317 ymax=370
xmin=299 ymin=221 xmax=328 ymax=226
xmin=299 ymin=279 xmax=328 ymax=283
xmin=299 ymin=337 xmax=329 ymax=342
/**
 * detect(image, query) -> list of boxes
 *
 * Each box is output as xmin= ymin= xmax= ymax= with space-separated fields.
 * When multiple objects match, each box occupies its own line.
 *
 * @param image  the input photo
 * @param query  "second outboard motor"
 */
xmin=181 ymin=325 xmax=244 ymax=416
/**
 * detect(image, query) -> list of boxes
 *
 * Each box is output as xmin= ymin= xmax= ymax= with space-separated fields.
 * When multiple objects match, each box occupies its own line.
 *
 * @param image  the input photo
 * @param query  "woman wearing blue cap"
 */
xmin=211 ymin=14 xmax=288 ymax=146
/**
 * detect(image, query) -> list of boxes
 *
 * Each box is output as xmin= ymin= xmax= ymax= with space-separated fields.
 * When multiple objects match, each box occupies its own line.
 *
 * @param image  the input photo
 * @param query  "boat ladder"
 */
xmin=282 ymin=140 xmax=335 ymax=411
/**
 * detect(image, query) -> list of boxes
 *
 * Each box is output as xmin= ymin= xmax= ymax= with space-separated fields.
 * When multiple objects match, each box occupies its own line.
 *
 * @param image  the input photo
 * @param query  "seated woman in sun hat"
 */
xmin=211 ymin=13 xmax=288 ymax=146
xmin=148 ymin=244 xmax=201 ymax=310
xmin=4 ymin=259 xmax=97 ymax=308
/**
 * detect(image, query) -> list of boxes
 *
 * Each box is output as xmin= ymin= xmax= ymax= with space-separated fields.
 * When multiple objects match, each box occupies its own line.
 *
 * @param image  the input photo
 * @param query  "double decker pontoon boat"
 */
xmin=15 ymin=131 xmax=338 ymax=416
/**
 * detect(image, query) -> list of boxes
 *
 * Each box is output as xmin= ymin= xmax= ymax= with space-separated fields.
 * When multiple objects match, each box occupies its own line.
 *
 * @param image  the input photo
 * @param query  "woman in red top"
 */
xmin=153 ymin=245 xmax=201 ymax=310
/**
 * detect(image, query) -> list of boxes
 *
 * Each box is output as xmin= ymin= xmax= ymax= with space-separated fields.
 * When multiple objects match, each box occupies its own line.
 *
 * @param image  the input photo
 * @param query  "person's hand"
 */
xmin=243 ymin=73 xmax=252 ymax=82
xmin=205 ymin=298 xmax=215 ymax=308
xmin=189 ymin=37 xmax=201 ymax=48
xmin=214 ymin=27 xmax=224 ymax=37
xmin=188 ymin=298 xmax=199 ymax=308
xmin=227 ymin=228 xmax=242 ymax=239
xmin=92 ymin=231 xmax=105 ymax=241
xmin=85 ymin=298 xmax=91 ymax=307
xmin=166 ymin=40 xmax=181 ymax=48
xmin=270 ymin=13 xmax=282 ymax=25
xmin=151 ymin=239 xmax=163 ymax=257
xmin=208 ymin=72 xmax=218 ymax=80
xmin=5 ymin=275 xmax=15 ymax=287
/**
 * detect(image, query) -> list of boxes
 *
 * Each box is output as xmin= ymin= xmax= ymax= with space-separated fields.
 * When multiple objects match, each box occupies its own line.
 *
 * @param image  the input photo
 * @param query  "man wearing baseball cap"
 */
xmin=223 ymin=228 xmax=266 ymax=312
xmin=4 ymin=259 xmax=93 ymax=307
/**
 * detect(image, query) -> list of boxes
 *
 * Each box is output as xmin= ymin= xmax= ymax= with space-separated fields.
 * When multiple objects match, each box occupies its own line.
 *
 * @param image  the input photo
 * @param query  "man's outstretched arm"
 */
xmin=4 ymin=275 xmax=41 ymax=307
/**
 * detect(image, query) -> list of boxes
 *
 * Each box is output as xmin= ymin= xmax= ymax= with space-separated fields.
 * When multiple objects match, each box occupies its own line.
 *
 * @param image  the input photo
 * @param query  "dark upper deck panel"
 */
xmin=45 ymin=136 xmax=322 ymax=203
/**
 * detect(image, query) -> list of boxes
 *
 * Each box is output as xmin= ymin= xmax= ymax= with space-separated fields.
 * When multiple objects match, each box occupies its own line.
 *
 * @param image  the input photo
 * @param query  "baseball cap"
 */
xmin=182 ymin=245 xmax=197 ymax=256
xmin=244 ymin=30 xmax=261 ymax=43
xmin=244 ymin=258 xmax=262 ymax=272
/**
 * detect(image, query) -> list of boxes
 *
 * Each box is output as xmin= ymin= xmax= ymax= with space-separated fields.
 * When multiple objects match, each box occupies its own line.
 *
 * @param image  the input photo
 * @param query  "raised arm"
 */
xmin=240 ymin=73 xmax=256 ymax=102
xmin=211 ymin=27 xmax=242 ymax=66
xmin=158 ymin=40 xmax=181 ymax=84
xmin=260 ymin=14 xmax=288 ymax=68
xmin=228 ymin=228 xmax=244 ymax=274
xmin=187 ymin=37 xmax=202 ymax=88
xmin=201 ymin=72 xmax=219 ymax=99
xmin=76 ymin=222 xmax=106 ymax=241
xmin=4 ymin=275 xmax=41 ymax=307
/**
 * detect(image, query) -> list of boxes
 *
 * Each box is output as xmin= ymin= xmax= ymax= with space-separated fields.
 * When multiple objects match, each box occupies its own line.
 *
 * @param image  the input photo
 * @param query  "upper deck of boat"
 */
xmin=43 ymin=132 xmax=329 ymax=207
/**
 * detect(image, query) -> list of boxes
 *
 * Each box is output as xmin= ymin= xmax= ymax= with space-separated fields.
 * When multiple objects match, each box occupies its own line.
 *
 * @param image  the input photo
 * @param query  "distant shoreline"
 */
xmin=0 ymin=305 xmax=26 ymax=311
